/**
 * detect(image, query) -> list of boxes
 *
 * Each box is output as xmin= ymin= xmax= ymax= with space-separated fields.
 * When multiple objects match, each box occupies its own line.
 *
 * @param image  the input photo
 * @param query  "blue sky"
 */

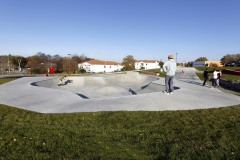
xmin=0 ymin=0 xmax=240 ymax=62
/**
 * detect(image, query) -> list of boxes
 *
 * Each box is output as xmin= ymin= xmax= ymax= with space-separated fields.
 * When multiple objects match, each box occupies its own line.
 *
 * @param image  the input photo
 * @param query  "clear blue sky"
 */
xmin=0 ymin=0 xmax=240 ymax=62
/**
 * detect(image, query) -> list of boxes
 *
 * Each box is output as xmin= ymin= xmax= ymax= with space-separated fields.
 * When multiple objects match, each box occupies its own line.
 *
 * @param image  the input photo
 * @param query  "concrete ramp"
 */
xmin=0 ymin=68 xmax=240 ymax=113
xmin=32 ymin=73 xmax=160 ymax=99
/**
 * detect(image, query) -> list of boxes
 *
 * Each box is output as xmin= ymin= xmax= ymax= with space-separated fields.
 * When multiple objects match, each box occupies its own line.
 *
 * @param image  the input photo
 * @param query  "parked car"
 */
xmin=224 ymin=61 xmax=240 ymax=67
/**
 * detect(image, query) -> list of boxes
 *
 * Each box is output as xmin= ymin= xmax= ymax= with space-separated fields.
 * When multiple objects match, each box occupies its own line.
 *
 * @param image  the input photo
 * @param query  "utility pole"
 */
xmin=8 ymin=58 xmax=10 ymax=74
xmin=68 ymin=54 xmax=71 ymax=73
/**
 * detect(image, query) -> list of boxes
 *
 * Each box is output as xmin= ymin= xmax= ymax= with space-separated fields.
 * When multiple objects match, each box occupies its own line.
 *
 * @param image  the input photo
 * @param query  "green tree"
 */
xmin=195 ymin=57 xmax=208 ymax=61
xmin=220 ymin=54 xmax=240 ymax=64
xmin=10 ymin=56 xmax=28 ymax=68
xmin=159 ymin=60 xmax=164 ymax=67
xmin=122 ymin=55 xmax=135 ymax=71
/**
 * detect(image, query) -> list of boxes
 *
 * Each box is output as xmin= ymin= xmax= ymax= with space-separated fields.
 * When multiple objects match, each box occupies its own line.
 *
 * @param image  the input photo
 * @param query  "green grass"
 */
xmin=0 ymin=78 xmax=18 ymax=85
xmin=195 ymin=66 xmax=240 ymax=71
xmin=195 ymin=67 xmax=240 ymax=80
xmin=0 ymin=75 xmax=240 ymax=159
xmin=196 ymin=71 xmax=240 ymax=80
xmin=0 ymin=104 xmax=240 ymax=159
xmin=196 ymin=72 xmax=240 ymax=96
xmin=195 ymin=66 xmax=240 ymax=81
xmin=144 ymin=69 xmax=166 ymax=77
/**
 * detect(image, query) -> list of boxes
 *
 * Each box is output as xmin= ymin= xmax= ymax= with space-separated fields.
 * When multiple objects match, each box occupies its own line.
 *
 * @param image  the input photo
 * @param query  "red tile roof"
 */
xmin=85 ymin=59 xmax=120 ymax=65
xmin=135 ymin=60 xmax=159 ymax=63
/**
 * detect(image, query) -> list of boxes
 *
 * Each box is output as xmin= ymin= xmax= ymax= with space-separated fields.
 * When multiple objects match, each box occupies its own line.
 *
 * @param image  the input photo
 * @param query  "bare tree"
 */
xmin=26 ymin=52 xmax=48 ymax=74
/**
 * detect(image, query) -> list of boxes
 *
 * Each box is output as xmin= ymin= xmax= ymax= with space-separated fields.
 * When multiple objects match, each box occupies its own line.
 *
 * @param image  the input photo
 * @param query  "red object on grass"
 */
xmin=49 ymin=67 xmax=54 ymax=73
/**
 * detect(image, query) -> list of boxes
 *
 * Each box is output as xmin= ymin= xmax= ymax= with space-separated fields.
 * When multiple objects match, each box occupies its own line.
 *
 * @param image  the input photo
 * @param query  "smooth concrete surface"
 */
xmin=0 ymin=68 xmax=239 ymax=113
xmin=33 ymin=72 xmax=163 ymax=99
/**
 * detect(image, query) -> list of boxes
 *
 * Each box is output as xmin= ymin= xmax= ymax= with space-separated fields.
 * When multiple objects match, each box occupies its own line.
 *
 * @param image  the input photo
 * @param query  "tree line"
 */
xmin=0 ymin=53 xmax=137 ymax=74
xmin=0 ymin=52 xmax=90 ymax=74
xmin=1 ymin=53 xmax=239 ymax=74
xmin=195 ymin=54 xmax=240 ymax=63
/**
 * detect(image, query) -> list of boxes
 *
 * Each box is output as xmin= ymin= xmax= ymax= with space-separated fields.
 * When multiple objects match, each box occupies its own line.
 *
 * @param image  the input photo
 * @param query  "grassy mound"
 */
xmin=0 ymin=104 xmax=240 ymax=159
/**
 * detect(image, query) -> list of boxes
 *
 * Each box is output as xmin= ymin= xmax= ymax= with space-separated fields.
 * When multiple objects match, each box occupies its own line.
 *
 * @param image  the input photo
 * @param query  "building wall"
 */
xmin=135 ymin=61 xmax=160 ymax=70
xmin=193 ymin=61 xmax=223 ymax=67
xmin=192 ymin=61 xmax=206 ymax=67
xmin=79 ymin=63 xmax=123 ymax=73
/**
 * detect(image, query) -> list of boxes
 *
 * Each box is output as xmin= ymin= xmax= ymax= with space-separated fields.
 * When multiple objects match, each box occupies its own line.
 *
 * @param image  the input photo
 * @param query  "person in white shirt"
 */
xmin=163 ymin=54 xmax=177 ymax=94
xmin=212 ymin=69 xmax=221 ymax=87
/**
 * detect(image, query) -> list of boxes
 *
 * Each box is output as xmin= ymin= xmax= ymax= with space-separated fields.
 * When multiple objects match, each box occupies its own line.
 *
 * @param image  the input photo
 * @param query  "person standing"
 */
xmin=212 ymin=68 xmax=220 ymax=87
xmin=163 ymin=54 xmax=177 ymax=94
xmin=202 ymin=68 xmax=209 ymax=86
xmin=216 ymin=70 xmax=222 ymax=87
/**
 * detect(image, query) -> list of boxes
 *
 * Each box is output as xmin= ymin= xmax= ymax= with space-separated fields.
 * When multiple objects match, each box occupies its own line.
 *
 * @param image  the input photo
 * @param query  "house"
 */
xmin=135 ymin=60 xmax=160 ymax=70
xmin=78 ymin=59 xmax=123 ymax=73
xmin=192 ymin=61 xmax=223 ymax=67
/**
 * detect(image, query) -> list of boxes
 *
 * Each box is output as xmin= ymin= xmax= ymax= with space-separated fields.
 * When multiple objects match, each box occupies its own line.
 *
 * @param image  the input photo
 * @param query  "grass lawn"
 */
xmin=0 ymin=76 xmax=240 ymax=159
xmin=195 ymin=66 xmax=240 ymax=72
xmin=0 ymin=104 xmax=240 ymax=159
xmin=0 ymin=78 xmax=18 ymax=85
xmin=144 ymin=69 xmax=166 ymax=77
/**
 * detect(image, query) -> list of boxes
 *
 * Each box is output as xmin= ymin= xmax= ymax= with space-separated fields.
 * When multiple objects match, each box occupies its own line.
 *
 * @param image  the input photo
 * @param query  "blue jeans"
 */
xmin=165 ymin=75 xmax=174 ymax=93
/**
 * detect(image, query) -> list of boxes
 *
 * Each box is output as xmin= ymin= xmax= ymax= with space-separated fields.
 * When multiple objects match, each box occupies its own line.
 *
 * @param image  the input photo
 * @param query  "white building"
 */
xmin=192 ymin=61 xmax=223 ymax=67
xmin=78 ymin=59 xmax=123 ymax=73
xmin=135 ymin=60 xmax=160 ymax=70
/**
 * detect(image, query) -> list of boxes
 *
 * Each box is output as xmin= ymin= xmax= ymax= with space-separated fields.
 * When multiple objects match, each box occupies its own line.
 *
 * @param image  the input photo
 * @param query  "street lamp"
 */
xmin=68 ymin=54 xmax=71 ymax=73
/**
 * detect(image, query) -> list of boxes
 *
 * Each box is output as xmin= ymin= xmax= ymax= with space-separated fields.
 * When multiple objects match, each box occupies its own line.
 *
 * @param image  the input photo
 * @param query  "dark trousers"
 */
xmin=203 ymin=78 xmax=208 ymax=86
xmin=165 ymin=75 xmax=174 ymax=92
xmin=212 ymin=78 xmax=217 ymax=87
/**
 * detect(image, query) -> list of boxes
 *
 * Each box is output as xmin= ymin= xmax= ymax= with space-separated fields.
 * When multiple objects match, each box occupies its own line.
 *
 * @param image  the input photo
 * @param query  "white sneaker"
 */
xmin=163 ymin=91 xmax=169 ymax=95
xmin=169 ymin=92 xmax=173 ymax=94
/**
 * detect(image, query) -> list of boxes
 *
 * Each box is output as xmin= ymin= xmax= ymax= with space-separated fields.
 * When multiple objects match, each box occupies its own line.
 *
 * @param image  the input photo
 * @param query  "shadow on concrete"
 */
xmin=76 ymin=94 xmax=89 ymax=99
xmin=178 ymin=79 xmax=203 ymax=86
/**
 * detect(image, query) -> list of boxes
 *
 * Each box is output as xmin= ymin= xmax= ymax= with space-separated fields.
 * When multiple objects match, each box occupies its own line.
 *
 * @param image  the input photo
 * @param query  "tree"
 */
xmin=186 ymin=61 xmax=193 ymax=67
xmin=61 ymin=54 xmax=88 ymax=74
xmin=159 ymin=60 xmax=164 ymax=68
xmin=122 ymin=55 xmax=135 ymax=71
xmin=26 ymin=52 xmax=49 ymax=74
xmin=195 ymin=57 xmax=208 ymax=61
xmin=220 ymin=53 xmax=240 ymax=64
xmin=10 ymin=56 xmax=28 ymax=68
xmin=51 ymin=54 xmax=63 ymax=73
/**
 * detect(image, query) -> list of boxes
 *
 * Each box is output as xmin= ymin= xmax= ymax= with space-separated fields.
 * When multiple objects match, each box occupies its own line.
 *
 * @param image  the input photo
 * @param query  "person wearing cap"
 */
xmin=163 ymin=54 xmax=177 ymax=94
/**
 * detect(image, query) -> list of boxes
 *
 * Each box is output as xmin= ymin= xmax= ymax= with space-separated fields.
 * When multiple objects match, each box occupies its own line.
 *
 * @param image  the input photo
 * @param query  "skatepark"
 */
xmin=32 ymin=72 xmax=165 ymax=99
xmin=0 ymin=68 xmax=239 ymax=113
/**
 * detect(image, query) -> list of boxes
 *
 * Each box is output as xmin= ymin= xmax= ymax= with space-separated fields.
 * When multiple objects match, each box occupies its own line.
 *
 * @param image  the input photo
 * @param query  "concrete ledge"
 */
xmin=140 ymin=71 xmax=159 ymax=76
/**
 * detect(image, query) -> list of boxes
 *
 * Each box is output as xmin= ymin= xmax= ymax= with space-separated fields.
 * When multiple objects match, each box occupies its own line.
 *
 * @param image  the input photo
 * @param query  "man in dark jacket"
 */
xmin=203 ymin=68 xmax=208 ymax=86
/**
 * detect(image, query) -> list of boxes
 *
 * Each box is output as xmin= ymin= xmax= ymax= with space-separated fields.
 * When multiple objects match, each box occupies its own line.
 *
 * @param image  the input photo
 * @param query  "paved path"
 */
xmin=0 ymin=68 xmax=239 ymax=113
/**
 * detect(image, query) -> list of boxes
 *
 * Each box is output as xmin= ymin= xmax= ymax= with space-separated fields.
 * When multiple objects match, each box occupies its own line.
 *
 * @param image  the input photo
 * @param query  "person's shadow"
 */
xmin=178 ymin=79 xmax=203 ymax=86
